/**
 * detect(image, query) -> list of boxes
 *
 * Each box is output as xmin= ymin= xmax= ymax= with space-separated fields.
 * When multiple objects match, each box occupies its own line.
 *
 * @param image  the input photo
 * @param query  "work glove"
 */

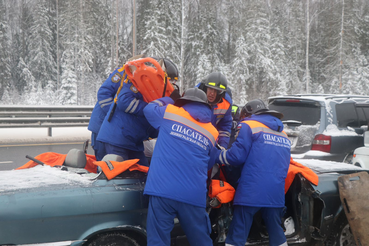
xmin=169 ymin=89 xmax=181 ymax=102
xmin=209 ymin=197 xmax=221 ymax=208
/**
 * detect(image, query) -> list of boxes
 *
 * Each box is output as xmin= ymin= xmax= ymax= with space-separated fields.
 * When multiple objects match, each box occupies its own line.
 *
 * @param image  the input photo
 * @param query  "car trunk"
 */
xmin=269 ymin=98 xmax=321 ymax=154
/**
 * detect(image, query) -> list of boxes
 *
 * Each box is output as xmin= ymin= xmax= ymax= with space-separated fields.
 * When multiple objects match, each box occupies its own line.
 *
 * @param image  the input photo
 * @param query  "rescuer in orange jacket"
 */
xmin=214 ymin=99 xmax=290 ymax=246
xmin=143 ymin=88 xmax=219 ymax=246
xmin=197 ymin=72 xmax=233 ymax=148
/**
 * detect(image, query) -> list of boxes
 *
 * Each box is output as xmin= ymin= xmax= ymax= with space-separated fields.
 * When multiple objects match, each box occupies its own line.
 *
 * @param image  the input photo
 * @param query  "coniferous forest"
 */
xmin=0 ymin=0 xmax=369 ymax=106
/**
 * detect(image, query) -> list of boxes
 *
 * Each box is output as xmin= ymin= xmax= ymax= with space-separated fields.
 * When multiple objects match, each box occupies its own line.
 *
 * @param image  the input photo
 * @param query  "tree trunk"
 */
xmin=305 ymin=0 xmax=310 ymax=93
xmin=339 ymin=0 xmax=345 ymax=93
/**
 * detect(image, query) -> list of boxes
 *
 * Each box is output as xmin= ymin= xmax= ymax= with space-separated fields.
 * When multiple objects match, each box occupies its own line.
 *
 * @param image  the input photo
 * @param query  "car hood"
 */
xmin=0 ymin=165 xmax=96 ymax=194
xmin=295 ymin=158 xmax=368 ymax=174
xmin=354 ymin=146 xmax=369 ymax=156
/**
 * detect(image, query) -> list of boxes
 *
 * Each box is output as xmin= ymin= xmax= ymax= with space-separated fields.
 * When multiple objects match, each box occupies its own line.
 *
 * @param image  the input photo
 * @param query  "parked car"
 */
xmin=268 ymin=94 xmax=369 ymax=163
xmin=0 ymin=150 xmax=366 ymax=246
xmin=352 ymin=130 xmax=369 ymax=168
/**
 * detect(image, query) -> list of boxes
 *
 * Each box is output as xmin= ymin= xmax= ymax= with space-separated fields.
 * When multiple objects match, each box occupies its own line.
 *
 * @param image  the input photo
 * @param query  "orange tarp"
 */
xmin=285 ymin=158 xmax=319 ymax=193
xmin=16 ymin=152 xmax=98 ymax=173
xmin=93 ymin=159 xmax=148 ymax=180
xmin=208 ymin=179 xmax=235 ymax=208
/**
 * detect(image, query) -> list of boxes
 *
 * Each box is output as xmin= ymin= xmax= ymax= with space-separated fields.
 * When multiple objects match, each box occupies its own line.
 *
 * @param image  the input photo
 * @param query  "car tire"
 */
xmin=86 ymin=232 xmax=141 ymax=246
xmin=325 ymin=216 xmax=356 ymax=246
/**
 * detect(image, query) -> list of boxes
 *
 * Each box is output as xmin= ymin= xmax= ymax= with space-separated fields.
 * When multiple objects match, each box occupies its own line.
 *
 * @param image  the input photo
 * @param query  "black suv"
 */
xmin=268 ymin=94 xmax=369 ymax=163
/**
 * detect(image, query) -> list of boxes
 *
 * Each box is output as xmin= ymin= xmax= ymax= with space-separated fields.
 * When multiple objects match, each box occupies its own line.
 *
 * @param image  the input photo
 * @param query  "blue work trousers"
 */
xmin=91 ymin=132 xmax=106 ymax=161
xmin=146 ymin=196 xmax=212 ymax=246
xmin=225 ymin=205 xmax=287 ymax=246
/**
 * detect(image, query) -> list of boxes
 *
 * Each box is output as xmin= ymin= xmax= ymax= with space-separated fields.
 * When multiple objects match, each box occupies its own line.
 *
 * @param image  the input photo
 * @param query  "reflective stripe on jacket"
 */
xmin=88 ymin=67 xmax=125 ymax=134
xmin=144 ymin=102 xmax=219 ymax=208
xmin=97 ymin=79 xmax=158 ymax=151
xmin=216 ymin=114 xmax=291 ymax=207
xmin=164 ymin=105 xmax=218 ymax=146
xmin=211 ymin=94 xmax=232 ymax=148
xmin=243 ymin=120 xmax=288 ymax=139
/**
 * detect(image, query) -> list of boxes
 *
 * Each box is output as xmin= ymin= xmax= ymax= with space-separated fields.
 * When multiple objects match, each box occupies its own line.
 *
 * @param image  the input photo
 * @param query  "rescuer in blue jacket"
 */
xmin=214 ymin=99 xmax=291 ymax=246
xmin=87 ymin=68 xmax=125 ymax=161
xmin=97 ymin=57 xmax=179 ymax=166
xmin=143 ymin=88 xmax=219 ymax=246
xmin=197 ymin=72 xmax=233 ymax=148
xmin=88 ymin=54 xmax=146 ymax=161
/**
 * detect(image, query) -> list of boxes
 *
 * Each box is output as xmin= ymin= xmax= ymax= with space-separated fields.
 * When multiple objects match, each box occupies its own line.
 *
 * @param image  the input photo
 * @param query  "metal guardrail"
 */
xmin=0 ymin=105 xmax=94 ymax=136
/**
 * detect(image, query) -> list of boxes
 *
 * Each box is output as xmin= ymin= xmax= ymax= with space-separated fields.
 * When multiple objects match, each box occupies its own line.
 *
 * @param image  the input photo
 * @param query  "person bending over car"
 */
xmin=143 ymin=88 xmax=219 ymax=246
xmin=97 ymin=56 xmax=178 ymax=166
xmin=214 ymin=99 xmax=291 ymax=246
xmin=88 ymin=55 xmax=144 ymax=160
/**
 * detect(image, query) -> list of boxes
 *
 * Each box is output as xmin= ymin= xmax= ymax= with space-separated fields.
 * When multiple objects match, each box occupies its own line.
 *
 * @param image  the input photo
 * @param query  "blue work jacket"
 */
xmin=143 ymin=98 xmax=219 ymax=208
xmin=88 ymin=67 xmax=124 ymax=134
xmin=216 ymin=114 xmax=291 ymax=207
xmin=97 ymin=78 xmax=158 ymax=152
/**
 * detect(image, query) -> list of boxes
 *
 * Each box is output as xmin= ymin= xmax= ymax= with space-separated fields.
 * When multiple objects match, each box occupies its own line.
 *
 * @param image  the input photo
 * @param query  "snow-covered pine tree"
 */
xmin=27 ymin=0 xmax=57 ymax=91
xmin=58 ymin=0 xmax=78 ymax=105
xmin=59 ymin=48 xmax=77 ymax=105
xmin=74 ymin=0 xmax=93 ymax=105
xmin=231 ymin=34 xmax=250 ymax=105
xmin=18 ymin=58 xmax=38 ymax=104
xmin=242 ymin=1 xmax=277 ymax=101
xmin=182 ymin=0 xmax=204 ymax=89
xmin=0 ymin=0 xmax=12 ymax=101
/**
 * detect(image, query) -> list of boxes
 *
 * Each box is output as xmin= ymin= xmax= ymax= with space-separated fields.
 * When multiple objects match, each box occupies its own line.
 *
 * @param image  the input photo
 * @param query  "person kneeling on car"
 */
xmin=143 ymin=88 xmax=219 ymax=246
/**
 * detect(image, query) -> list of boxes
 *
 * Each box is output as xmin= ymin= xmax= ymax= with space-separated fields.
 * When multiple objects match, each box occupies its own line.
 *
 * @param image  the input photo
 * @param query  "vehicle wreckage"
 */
xmin=0 ymin=148 xmax=366 ymax=246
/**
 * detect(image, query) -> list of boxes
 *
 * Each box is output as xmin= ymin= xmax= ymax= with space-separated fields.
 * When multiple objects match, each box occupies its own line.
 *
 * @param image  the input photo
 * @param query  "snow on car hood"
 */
xmin=0 ymin=165 xmax=94 ymax=192
xmin=295 ymin=158 xmax=367 ymax=173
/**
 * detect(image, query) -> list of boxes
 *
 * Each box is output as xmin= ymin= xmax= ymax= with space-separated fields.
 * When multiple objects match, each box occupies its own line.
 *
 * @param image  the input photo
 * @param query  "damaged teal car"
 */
xmin=0 ymin=150 xmax=365 ymax=246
